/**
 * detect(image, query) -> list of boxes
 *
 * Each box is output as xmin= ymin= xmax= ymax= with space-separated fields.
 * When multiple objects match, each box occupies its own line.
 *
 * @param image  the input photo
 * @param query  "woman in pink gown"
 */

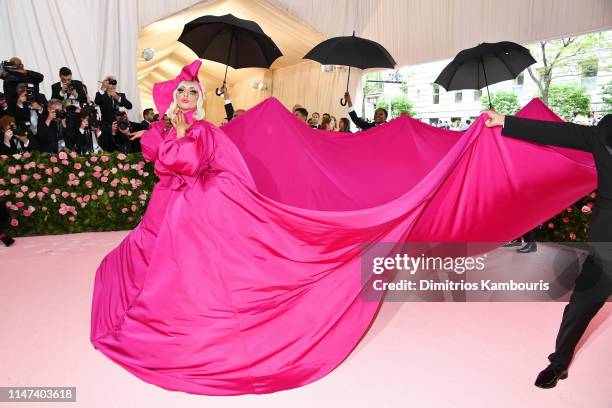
xmin=90 ymin=60 xmax=598 ymax=396
xmin=90 ymin=60 xmax=387 ymax=395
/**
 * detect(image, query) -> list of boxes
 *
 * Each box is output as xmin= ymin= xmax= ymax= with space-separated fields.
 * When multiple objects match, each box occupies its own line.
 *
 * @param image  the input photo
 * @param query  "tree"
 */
xmin=480 ymin=91 xmax=520 ymax=115
xmin=602 ymin=81 xmax=612 ymax=115
xmin=546 ymin=84 xmax=590 ymax=121
xmin=526 ymin=33 xmax=609 ymax=104
xmin=376 ymin=95 xmax=415 ymax=118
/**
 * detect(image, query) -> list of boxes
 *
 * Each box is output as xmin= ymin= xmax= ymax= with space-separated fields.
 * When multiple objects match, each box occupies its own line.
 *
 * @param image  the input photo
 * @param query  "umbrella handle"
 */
xmin=215 ymin=87 xmax=224 ymax=96
xmin=340 ymin=98 xmax=347 ymax=106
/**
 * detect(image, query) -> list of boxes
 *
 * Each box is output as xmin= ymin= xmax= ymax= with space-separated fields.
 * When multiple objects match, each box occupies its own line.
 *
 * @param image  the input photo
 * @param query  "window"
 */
xmin=432 ymin=84 xmax=440 ymax=104
xmin=429 ymin=118 xmax=439 ymax=125
xmin=515 ymin=72 xmax=524 ymax=85
xmin=455 ymin=91 xmax=462 ymax=103
xmin=474 ymin=89 xmax=482 ymax=101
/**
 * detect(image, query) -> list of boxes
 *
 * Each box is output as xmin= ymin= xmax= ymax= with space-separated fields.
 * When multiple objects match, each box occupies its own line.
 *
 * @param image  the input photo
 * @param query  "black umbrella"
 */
xmin=434 ymin=41 xmax=536 ymax=109
xmin=304 ymin=31 xmax=396 ymax=105
xmin=178 ymin=14 xmax=282 ymax=95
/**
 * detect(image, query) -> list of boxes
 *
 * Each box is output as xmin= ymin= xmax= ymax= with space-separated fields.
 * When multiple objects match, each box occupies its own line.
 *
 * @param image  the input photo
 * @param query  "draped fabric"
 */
xmin=90 ymin=96 xmax=596 ymax=395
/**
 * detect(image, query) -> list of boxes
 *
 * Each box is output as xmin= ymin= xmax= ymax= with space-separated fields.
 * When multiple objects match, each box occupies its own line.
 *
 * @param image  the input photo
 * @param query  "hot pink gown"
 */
xmin=90 ymin=98 xmax=596 ymax=395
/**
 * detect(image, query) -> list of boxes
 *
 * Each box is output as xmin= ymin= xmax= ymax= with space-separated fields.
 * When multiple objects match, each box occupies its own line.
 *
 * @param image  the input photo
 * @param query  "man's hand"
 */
xmin=130 ymin=130 xmax=145 ymax=140
xmin=344 ymin=92 xmax=353 ymax=108
xmin=483 ymin=110 xmax=505 ymax=128
xmin=30 ymin=101 xmax=42 ymax=111
xmin=100 ymin=79 xmax=108 ymax=92
xmin=221 ymin=85 xmax=230 ymax=100
xmin=111 ymin=121 xmax=118 ymax=135
xmin=109 ymin=90 xmax=120 ymax=101
xmin=3 ymin=129 xmax=13 ymax=144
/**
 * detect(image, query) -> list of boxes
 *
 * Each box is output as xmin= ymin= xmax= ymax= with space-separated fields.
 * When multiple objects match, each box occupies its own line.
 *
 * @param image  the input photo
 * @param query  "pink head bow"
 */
xmin=152 ymin=59 xmax=204 ymax=116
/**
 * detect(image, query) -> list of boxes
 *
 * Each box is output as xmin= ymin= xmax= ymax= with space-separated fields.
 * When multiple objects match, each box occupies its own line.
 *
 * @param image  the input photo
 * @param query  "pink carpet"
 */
xmin=0 ymin=231 xmax=610 ymax=407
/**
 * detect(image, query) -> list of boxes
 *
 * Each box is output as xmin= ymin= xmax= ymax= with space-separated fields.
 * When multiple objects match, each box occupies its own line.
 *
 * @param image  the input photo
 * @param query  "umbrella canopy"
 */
xmin=304 ymin=31 xmax=396 ymax=105
xmin=178 ymin=14 xmax=282 ymax=94
xmin=434 ymin=41 xmax=536 ymax=108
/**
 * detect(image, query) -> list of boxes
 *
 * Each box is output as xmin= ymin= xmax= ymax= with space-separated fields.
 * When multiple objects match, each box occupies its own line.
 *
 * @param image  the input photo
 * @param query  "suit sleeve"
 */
xmin=94 ymin=91 xmax=103 ymax=106
xmin=502 ymin=115 xmax=597 ymax=153
xmin=140 ymin=121 xmax=165 ymax=163
xmin=224 ymin=102 xmax=234 ymax=120
xmin=119 ymin=93 xmax=132 ymax=110
xmin=25 ymin=70 xmax=44 ymax=84
xmin=349 ymin=109 xmax=373 ymax=130
xmin=51 ymin=83 xmax=61 ymax=100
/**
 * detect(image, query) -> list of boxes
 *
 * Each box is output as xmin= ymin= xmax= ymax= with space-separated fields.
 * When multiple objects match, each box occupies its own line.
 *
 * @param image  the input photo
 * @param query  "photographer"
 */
xmin=0 ymin=92 xmax=9 ymax=119
xmin=94 ymin=75 xmax=132 ymax=125
xmin=11 ymin=83 xmax=47 ymax=135
xmin=0 ymin=57 xmax=44 ymax=109
xmin=36 ymin=99 xmax=66 ymax=153
xmin=1 ymin=115 xmax=37 ymax=155
xmin=51 ymin=67 xmax=87 ymax=106
xmin=98 ymin=111 xmax=132 ymax=153
xmin=69 ymin=105 xmax=103 ymax=154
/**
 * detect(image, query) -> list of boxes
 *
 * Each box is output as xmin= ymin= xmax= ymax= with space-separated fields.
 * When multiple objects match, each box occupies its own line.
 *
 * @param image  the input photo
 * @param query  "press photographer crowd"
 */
xmin=0 ymin=57 xmax=162 ymax=157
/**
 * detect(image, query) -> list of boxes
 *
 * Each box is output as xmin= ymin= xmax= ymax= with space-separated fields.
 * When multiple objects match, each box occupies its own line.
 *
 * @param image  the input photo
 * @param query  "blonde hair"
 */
xmin=166 ymin=80 xmax=205 ymax=120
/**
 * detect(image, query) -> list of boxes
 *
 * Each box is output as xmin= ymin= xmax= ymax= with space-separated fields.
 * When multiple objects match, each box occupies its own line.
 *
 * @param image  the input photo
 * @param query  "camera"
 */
xmin=25 ymin=84 xmax=36 ymax=103
xmin=80 ymin=105 xmax=101 ymax=129
xmin=10 ymin=122 xmax=30 ymax=137
xmin=0 ymin=60 xmax=20 ymax=78
xmin=55 ymin=109 xmax=66 ymax=119
xmin=108 ymin=79 xmax=117 ymax=86
xmin=66 ymin=83 xmax=76 ymax=93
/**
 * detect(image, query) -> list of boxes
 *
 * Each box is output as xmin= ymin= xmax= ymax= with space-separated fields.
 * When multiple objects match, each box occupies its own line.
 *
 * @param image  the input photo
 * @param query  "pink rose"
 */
xmin=85 ymin=180 xmax=93 ymax=188
xmin=33 ymin=173 xmax=41 ymax=180
xmin=28 ymin=191 xmax=35 ymax=199
xmin=569 ymin=232 xmax=576 ymax=240
xmin=101 ymin=155 xmax=109 ymax=162
xmin=117 ymin=153 xmax=126 ymax=160
xmin=93 ymin=171 xmax=101 ymax=178
xmin=91 ymin=194 xmax=98 ymax=200
xmin=562 ymin=216 xmax=570 ymax=223
xmin=110 ymin=179 xmax=119 ymax=187
xmin=61 ymin=192 xmax=69 ymax=198
xmin=20 ymin=185 xmax=28 ymax=192
xmin=74 ymin=163 xmax=82 ymax=170
xmin=69 ymin=151 xmax=77 ymax=159
xmin=566 ymin=207 xmax=572 ymax=212
xmin=20 ymin=174 xmax=29 ymax=182
xmin=16 ymin=201 xmax=24 ymax=208
xmin=108 ymin=191 xmax=115 ymax=198
xmin=23 ymin=210 xmax=31 ymax=217
xmin=10 ymin=178 xmax=19 ymax=184
xmin=70 ymin=192 xmax=76 ymax=198
xmin=50 ymin=156 xmax=58 ymax=163
xmin=590 ymin=192 xmax=596 ymax=199
xmin=15 ymin=192 xmax=23 ymax=198
xmin=37 ymin=163 xmax=45 ymax=169
xmin=54 ymin=188 xmax=61 ymax=194
xmin=90 ymin=156 xmax=98 ymax=162
xmin=101 ymin=176 xmax=108 ymax=183
xmin=111 ymin=167 xmax=118 ymax=174
xmin=10 ymin=219 xmax=18 ymax=227
xmin=103 ymin=169 xmax=110 ymax=176
xmin=61 ymin=159 xmax=69 ymax=166
xmin=58 ymin=151 xmax=68 ymax=160
xmin=36 ymin=192 xmax=44 ymax=200
xmin=23 ymin=152 xmax=31 ymax=158
xmin=83 ymin=195 xmax=90 ymax=203
xmin=121 ymin=208 xmax=128 ymax=213
xmin=96 ymin=189 xmax=103 ymax=195
xmin=581 ymin=205 xmax=591 ymax=214
xmin=94 ymin=166 xmax=102 ymax=172
xmin=68 ymin=216 xmax=75 ymax=222
xmin=0 ymin=179 xmax=4 ymax=185
xmin=128 ymin=216 xmax=134 ymax=222
xmin=131 ymin=204 xmax=137 ymax=212
xmin=53 ymin=167 xmax=60 ymax=173
xmin=42 ymin=206 xmax=47 ymax=212
xmin=45 ymin=168 xmax=53 ymax=175
xmin=42 ymin=187 xmax=49 ymax=193
xmin=138 ymin=194 xmax=147 ymax=201
xmin=121 ymin=177 xmax=128 ymax=184
xmin=8 ymin=166 xmax=16 ymax=174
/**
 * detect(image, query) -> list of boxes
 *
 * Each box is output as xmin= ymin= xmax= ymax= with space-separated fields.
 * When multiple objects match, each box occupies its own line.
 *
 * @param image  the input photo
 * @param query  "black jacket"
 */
xmin=51 ymin=80 xmax=87 ymax=105
xmin=94 ymin=91 xmax=132 ymax=125
xmin=2 ymin=69 xmax=44 ymax=108
xmin=349 ymin=109 xmax=384 ymax=131
xmin=502 ymin=115 xmax=612 ymax=241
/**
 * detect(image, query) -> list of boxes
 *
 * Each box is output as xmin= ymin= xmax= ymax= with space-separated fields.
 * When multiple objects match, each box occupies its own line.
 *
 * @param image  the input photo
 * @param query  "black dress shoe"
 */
xmin=535 ymin=365 xmax=568 ymax=389
xmin=517 ymin=242 xmax=537 ymax=253
xmin=0 ymin=233 xmax=15 ymax=247
xmin=503 ymin=239 xmax=523 ymax=247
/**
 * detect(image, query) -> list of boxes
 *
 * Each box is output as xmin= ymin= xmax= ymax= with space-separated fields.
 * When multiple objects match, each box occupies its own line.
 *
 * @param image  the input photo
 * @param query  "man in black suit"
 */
xmin=35 ymin=99 xmax=65 ymax=153
xmin=10 ymin=83 xmax=47 ymax=138
xmin=344 ymin=92 xmax=387 ymax=130
xmin=0 ymin=93 xmax=9 ymax=119
xmin=0 ymin=57 xmax=44 ymax=109
xmin=51 ymin=67 xmax=87 ymax=106
xmin=94 ymin=75 xmax=132 ymax=125
xmin=485 ymin=109 xmax=612 ymax=389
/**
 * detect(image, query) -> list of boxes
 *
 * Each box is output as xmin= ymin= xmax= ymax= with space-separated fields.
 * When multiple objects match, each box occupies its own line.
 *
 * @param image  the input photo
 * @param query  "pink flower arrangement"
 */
xmin=58 ymin=151 xmax=68 ymax=160
xmin=581 ymin=205 xmax=591 ymax=214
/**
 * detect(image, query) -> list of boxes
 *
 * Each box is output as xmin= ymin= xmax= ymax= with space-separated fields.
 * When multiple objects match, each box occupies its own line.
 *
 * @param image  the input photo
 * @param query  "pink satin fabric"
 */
xmin=90 ymin=97 xmax=596 ymax=395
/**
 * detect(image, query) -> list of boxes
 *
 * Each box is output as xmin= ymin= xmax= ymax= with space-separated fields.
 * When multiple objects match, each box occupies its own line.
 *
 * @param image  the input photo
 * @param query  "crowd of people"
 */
xmin=0 ymin=57 xmax=158 ymax=156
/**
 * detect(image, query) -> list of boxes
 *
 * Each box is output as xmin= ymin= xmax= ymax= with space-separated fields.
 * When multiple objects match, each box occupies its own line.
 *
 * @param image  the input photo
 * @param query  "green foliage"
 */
xmin=0 ymin=151 xmax=156 ymax=236
xmin=480 ymin=91 xmax=520 ymax=115
xmin=376 ymin=95 xmax=415 ymax=118
xmin=602 ymin=81 xmax=612 ymax=115
xmin=546 ymin=83 xmax=591 ymax=121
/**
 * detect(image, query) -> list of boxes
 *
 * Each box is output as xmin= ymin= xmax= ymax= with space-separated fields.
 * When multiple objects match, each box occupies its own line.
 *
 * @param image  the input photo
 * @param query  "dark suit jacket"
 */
xmin=94 ymin=91 xmax=132 ymax=125
xmin=2 ymin=69 xmax=44 ymax=108
xmin=349 ymin=110 xmax=384 ymax=131
xmin=502 ymin=115 xmax=612 ymax=241
xmin=35 ymin=115 xmax=63 ymax=153
xmin=51 ymin=80 xmax=87 ymax=105
xmin=9 ymin=93 xmax=47 ymax=126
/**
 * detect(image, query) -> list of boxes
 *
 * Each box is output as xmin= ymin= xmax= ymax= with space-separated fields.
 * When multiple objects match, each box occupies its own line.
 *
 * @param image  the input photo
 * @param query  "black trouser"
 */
xmin=548 ymin=198 xmax=612 ymax=369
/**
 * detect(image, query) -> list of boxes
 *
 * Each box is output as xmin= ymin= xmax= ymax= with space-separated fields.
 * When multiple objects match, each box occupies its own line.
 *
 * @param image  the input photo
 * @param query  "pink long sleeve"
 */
xmin=140 ymin=121 xmax=166 ymax=163
xmin=157 ymin=126 xmax=209 ymax=177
